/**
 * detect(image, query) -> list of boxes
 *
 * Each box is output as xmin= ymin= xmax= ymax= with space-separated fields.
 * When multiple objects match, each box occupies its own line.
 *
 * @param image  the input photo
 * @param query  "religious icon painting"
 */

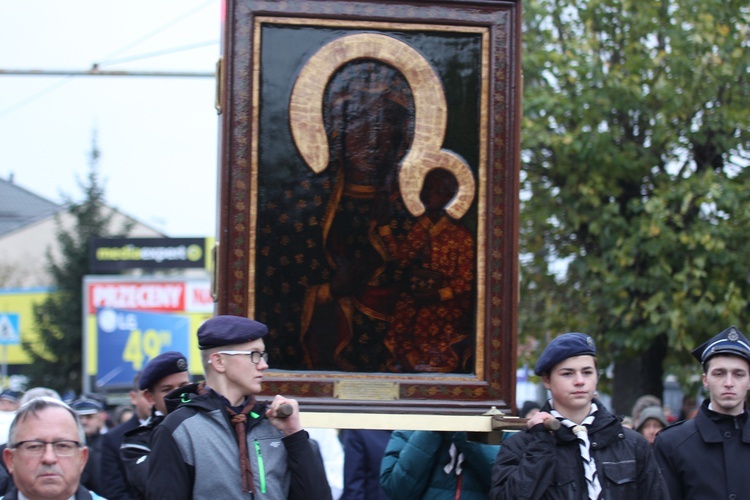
xmin=216 ymin=0 xmax=521 ymax=414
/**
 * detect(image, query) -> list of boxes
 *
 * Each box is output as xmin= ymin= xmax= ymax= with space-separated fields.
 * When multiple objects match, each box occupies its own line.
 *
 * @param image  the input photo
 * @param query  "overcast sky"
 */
xmin=0 ymin=0 xmax=221 ymax=237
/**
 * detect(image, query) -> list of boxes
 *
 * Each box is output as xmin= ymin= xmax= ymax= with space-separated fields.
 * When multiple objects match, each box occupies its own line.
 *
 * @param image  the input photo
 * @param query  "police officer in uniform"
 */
xmin=71 ymin=396 xmax=107 ymax=496
xmin=654 ymin=326 xmax=750 ymax=499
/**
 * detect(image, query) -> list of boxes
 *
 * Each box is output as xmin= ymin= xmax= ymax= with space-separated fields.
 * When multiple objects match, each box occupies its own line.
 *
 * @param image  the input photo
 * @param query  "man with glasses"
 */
xmin=2 ymin=397 xmax=104 ymax=499
xmin=145 ymin=315 xmax=332 ymax=499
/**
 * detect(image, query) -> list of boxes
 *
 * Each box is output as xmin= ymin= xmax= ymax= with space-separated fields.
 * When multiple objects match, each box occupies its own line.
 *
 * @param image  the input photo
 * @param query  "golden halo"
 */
xmin=289 ymin=33 xmax=475 ymax=219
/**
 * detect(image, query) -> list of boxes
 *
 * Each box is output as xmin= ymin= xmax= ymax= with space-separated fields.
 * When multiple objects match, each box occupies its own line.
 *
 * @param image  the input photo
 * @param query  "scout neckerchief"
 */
xmin=226 ymin=398 xmax=258 ymax=494
xmin=443 ymin=442 xmax=464 ymax=499
xmin=199 ymin=383 xmax=257 ymax=494
xmin=550 ymin=402 xmax=601 ymax=500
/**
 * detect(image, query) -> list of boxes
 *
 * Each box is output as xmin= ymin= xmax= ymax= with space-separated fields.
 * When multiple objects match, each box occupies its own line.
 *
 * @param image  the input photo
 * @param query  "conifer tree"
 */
xmin=24 ymin=135 xmax=132 ymax=393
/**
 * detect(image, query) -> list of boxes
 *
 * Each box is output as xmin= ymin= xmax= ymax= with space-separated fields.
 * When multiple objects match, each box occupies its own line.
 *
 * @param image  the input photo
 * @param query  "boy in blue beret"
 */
xmin=654 ymin=326 xmax=750 ymax=499
xmin=109 ymin=351 xmax=190 ymax=499
xmin=490 ymin=333 xmax=667 ymax=499
xmin=137 ymin=351 xmax=191 ymax=416
xmin=145 ymin=315 xmax=332 ymax=500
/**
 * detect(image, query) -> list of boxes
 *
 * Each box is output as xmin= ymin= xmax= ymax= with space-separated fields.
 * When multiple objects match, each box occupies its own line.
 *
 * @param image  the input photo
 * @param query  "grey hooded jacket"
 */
xmin=144 ymin=383 xmax=331 ymax=500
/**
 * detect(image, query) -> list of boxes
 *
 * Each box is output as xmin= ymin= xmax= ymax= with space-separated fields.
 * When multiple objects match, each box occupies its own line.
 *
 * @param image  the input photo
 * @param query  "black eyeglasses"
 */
xmin=217 ymin=350 xmax=269 ymax=364
xmin=12 ymin=440 xmax=83 ymax=457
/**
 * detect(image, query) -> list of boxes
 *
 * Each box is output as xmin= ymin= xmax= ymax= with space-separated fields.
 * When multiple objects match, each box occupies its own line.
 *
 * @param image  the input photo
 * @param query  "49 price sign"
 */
xmin=96 ymin=307 xmax=190 ymax=388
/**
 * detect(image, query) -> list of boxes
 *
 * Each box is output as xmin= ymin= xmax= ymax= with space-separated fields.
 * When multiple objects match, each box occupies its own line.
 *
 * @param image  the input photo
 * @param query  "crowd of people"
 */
xmin=0 ymin=320 xmax=747 ymax=499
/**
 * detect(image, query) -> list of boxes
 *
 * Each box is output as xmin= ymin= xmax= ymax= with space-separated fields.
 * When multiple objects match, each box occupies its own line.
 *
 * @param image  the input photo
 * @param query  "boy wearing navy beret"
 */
xmin=654 ymin=326 xmax=750 ymax=499
xmin=145 ymin=315 xmax=331 ymax=499
xmin=106 ymin=351 xmax=190 ymax=499
xmin=490 ymin=333 xmax=667 ymax=499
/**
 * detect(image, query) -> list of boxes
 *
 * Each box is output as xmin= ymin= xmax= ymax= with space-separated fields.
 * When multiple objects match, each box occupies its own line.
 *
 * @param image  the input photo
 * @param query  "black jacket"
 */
xmin=342 ymin=429 xmax=391 ymax=500
xmin=490 ymin=399 xmax=667 ymax=499
xmin=120 ymin=412 xmax=165 ymax=499
xmin=82 ymin=432 xmax=104 ymax=496
xmin=0 ymin=445 xmax=11 ymax=495
xmin=101 ymin=413 xmax=142 ymax=500
xmin=654 ymin=399 xmax=750 ymax=499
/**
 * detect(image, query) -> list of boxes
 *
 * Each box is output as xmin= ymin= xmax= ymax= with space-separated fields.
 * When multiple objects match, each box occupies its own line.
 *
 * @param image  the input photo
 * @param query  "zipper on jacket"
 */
xmin=254 ymin=439 xmax=267 ymax=493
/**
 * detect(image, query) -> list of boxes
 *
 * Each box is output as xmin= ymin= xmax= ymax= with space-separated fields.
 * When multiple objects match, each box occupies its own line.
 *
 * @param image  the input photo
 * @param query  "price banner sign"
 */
xmin=95 ymin=307 xmax=190 ymax=388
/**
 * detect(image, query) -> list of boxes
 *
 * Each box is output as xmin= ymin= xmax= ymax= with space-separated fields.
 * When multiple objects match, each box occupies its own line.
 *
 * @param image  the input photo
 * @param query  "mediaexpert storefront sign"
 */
xmin=89 ymin=237 xmax=211 ymax=272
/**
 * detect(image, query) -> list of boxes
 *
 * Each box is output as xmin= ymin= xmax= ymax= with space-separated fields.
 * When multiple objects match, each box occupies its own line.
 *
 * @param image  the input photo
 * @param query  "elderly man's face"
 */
xmin=3 ymin=406 xmax=88 ymax=500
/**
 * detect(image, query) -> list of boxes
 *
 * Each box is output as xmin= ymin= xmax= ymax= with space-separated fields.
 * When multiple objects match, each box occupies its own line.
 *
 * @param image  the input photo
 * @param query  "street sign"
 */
xmin=0 ymin=314 xmax=20 ymax=345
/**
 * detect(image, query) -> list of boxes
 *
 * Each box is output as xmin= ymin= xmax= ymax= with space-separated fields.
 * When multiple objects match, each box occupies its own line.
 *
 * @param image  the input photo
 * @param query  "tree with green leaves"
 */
xmin=519 ymin=0 xmax=750 ymax=414
xmin=24 ymin=137 xmax=132 ymax=394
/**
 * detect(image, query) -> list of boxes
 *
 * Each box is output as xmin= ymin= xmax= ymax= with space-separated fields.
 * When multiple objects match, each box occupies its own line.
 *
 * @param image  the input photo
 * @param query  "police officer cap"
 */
xmin=197 ymin=315 xmax=268 ymax=350
xmin=691 ymin=326 xmax=750 ymax=366
xmin=0 ymin=389 xmax=21 ymax=403
xmin=139 ymin=351 xmax=189 ymax=391
xmin=534 ymin=332 xmax=597 ymax=376
xmin=71 ymin=396 xmax=105 ymax=415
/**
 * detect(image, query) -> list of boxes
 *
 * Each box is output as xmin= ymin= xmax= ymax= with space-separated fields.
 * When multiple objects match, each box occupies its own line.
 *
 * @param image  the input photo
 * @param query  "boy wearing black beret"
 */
xmin=490 ymin=333 xmax=667 ymax=499
xmin=113 ymin=351 xmax=190 ymax=499
xmin=145 ymin=315 xmax=331 ymax=500
xmin=654 ymin=326 xmax=750 ymax=499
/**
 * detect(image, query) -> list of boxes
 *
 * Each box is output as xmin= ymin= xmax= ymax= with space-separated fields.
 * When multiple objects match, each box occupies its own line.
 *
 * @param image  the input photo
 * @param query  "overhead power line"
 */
xmin=0 ymin=69 xmax=214 ymax=78
xmin=94 ymin=40 xmax=218 ymax=68
xmin=0 ymin=68 xmax=213 ymax=118
xmin=97 ymin=0 xmax=217 ymax=66
xmin=0 ymin=0 xmax=219 ymax=118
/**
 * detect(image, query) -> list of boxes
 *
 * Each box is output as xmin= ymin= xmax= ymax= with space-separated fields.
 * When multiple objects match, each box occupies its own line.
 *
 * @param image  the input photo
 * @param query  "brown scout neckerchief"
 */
xmin=196 ymin=382 xmax=257 ymax=494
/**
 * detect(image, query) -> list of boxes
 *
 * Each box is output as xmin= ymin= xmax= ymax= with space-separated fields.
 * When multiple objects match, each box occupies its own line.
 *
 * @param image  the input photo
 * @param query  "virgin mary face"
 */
xmin=341 ymin=95 xmax=411 ymax=183
xmin=324 ymin=60 xmax=415 ymax=186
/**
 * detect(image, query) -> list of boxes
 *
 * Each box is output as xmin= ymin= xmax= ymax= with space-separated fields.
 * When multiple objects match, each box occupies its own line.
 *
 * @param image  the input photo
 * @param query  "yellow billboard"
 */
xmin=0 ymin=287 xmax=50 ymax=365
